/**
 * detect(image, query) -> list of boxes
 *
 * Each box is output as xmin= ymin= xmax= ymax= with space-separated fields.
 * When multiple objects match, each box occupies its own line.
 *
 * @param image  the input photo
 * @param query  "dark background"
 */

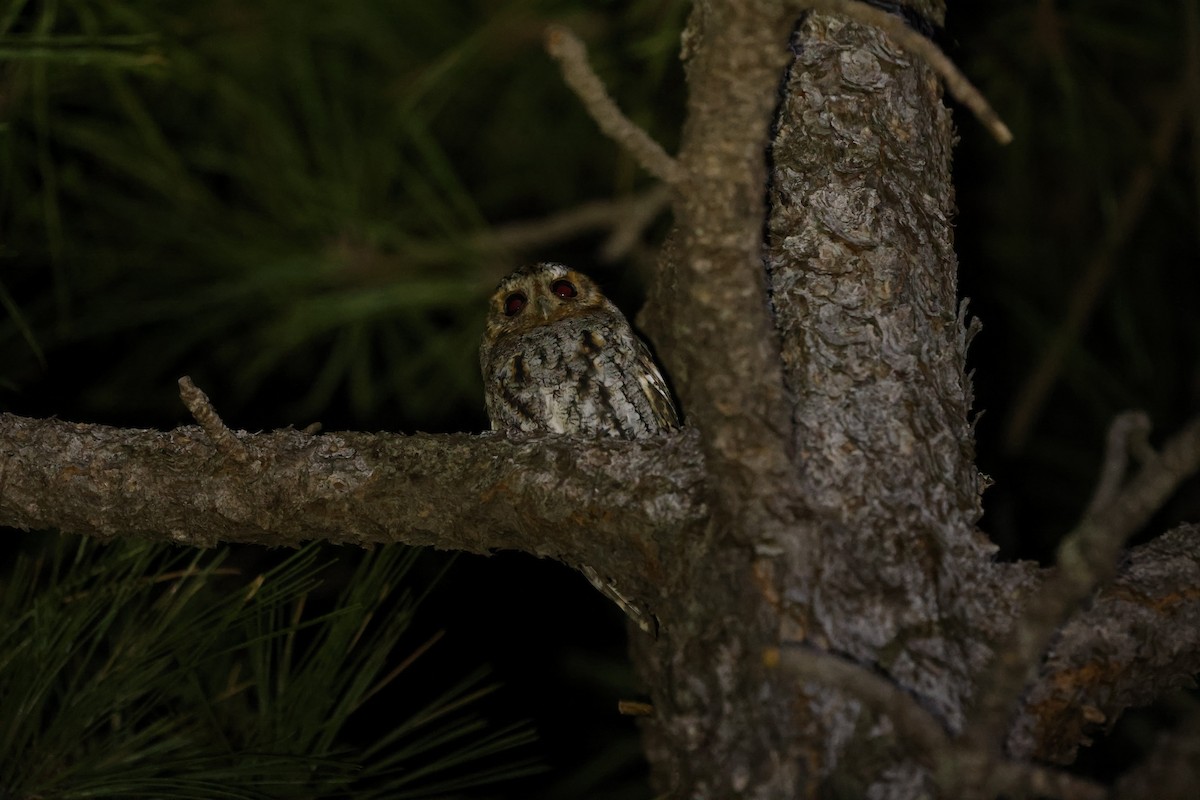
xmin=2 ymin=1 xmax=1197 ymax=796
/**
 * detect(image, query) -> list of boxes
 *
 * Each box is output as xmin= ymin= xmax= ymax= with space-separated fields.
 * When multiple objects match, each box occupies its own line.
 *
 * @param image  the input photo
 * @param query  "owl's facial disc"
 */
xmin=486 ymin=263 xmax=615 ymax=343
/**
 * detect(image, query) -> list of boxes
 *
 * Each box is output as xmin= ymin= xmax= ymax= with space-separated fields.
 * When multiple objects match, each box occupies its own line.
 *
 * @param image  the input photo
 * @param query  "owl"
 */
xmin=480 ymin=262 xmax=680 ymax=438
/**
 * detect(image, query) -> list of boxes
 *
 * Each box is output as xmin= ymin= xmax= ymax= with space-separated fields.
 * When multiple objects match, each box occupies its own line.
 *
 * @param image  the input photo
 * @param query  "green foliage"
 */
xmin=0 ymin=535 xmax=539 ymax=798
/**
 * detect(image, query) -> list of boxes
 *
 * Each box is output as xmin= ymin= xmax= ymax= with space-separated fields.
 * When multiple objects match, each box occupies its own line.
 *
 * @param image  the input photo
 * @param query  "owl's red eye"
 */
xmin=551 ymin=279 xmax=577 ymax=299
xmin=503 ymin=292 xmax=527 ymax=316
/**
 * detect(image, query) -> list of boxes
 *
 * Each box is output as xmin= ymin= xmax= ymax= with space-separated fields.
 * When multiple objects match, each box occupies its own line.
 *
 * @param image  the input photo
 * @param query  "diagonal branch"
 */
xmin=0 ymin=412 xmax=706 ymax=605
xmin=1084 ymin=410 xmax=1152 ymax=517
xmin=969 ymin=412 xmax=1200 ymax=752
xmin=544 ymin=25 xmax=681 ymax=184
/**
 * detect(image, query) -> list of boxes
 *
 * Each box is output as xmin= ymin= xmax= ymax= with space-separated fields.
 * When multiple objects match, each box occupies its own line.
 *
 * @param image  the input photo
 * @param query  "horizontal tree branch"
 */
xmin=3 ymin=412 xmax=1196 ymax=772
xmin=0 ymin=412 xmax=707 ymax=607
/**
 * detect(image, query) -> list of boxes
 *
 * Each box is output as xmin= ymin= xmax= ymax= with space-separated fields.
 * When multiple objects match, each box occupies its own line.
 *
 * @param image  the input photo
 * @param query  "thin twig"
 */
xmin=968 ymin=412 xmax=1200 ymax=753
xmin=1004 ymin=88 xmax=1186 ymax=452
xmin=330 ymin=189 xmax=670 ymax=275
xmin=617 ymin=700 xmax=655 ymax=716
xmin=483 ymin=186 xmax=671 ymax=259
xmin=544 ymin=25 xmax=681 ymax=184
xmin=178 ymin=376 xmax=249 ymax=464
xmin=1085 ymin=410 xmax=1151 ymax=517
xmin=798 ymin=0 xmax=1013 ymax=144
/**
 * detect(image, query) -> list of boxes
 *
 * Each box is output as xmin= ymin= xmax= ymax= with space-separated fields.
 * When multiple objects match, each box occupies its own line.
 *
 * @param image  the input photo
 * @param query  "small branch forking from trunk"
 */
xmin=178 ymin=376 xmax=249 ymax=464
xmin=1085 ymin=410 xmax=1152 ymax=517
xmin=544 ymin=25 xmax=681 ymax=184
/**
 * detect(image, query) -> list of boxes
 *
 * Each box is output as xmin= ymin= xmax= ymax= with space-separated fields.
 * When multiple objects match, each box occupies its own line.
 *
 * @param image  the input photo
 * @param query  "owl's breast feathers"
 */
xmin=482 ymin=310 xmax=679 ymax=438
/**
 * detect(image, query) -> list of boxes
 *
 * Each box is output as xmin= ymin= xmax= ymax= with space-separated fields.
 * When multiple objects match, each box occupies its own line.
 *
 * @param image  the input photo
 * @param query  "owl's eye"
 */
xmin=503 ymin=292 xmax=527 ymax=316
xmin=551 ymin=279 xmax=577 ymax=299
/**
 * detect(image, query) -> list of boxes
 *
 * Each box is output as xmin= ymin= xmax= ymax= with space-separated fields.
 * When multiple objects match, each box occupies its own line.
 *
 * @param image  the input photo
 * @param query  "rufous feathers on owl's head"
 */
xmin=484 ymin=262 xmax=618 ymax=344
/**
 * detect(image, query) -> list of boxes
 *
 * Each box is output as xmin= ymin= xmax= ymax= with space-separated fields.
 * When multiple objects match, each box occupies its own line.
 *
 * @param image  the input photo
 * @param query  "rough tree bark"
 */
xmin=2 ymin=2 xmax=1199 ymax=798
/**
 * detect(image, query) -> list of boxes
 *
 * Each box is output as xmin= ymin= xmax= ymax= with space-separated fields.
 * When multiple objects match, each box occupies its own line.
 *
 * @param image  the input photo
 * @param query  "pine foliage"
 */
xmin=0 ymin=536 xmax=539 ymax=798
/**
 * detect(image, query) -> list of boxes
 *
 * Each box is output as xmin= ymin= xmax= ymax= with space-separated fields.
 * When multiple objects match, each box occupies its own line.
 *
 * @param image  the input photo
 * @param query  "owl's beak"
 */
xmin=535 ymin=295 xmax=555 ymax=320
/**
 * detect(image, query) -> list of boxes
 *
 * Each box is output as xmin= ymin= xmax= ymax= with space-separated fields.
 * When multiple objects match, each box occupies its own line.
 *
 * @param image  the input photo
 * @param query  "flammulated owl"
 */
xmin=480 ymin=262 xmax=679 ymax=438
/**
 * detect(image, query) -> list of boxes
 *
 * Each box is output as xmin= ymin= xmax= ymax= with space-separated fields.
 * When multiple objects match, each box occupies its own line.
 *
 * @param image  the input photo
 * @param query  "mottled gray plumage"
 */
xmin=480 ymin=262 xmax=679 ymax=439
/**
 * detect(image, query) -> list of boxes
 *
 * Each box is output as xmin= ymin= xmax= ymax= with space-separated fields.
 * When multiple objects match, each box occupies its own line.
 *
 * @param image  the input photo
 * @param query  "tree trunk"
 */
xmin=635 ymin=4 xmax=1004 ymax=795
xmin=633 ymin=3 xmax=1194 ymax=797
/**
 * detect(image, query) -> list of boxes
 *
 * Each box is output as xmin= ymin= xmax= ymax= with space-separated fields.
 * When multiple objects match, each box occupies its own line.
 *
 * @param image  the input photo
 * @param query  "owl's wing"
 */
xmin=634 ymin=336 xmax=681 ymax=430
